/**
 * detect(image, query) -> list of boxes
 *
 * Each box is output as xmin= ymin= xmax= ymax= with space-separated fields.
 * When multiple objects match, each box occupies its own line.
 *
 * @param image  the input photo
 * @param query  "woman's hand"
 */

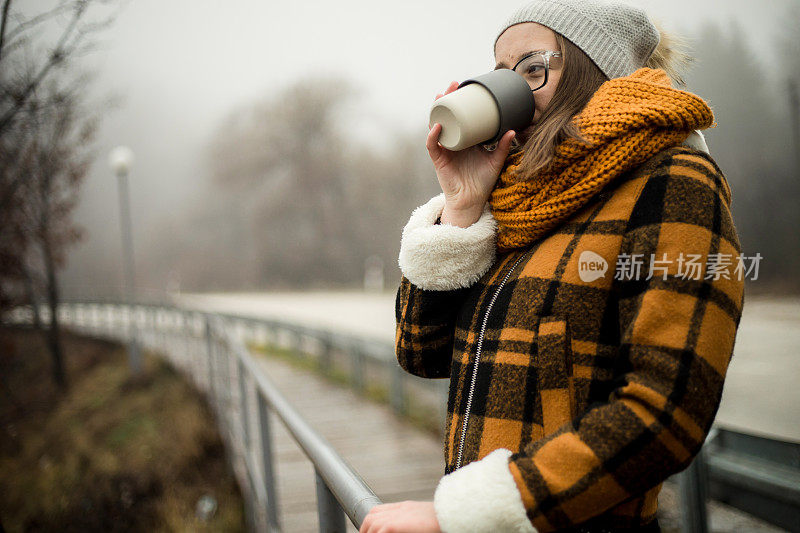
xmin=359 ymin=500 xmax=442 ymax=533
xmin=428 ymin=80 xmax=517 ymax=227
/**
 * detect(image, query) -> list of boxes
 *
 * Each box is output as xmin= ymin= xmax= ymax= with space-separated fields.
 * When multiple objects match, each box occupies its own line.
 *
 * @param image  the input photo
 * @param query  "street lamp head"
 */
xmin=109 ymin=146 xmax=134 ymax=176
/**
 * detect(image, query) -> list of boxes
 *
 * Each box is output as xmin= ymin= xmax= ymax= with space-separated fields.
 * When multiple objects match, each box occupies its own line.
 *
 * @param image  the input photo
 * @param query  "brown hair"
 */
xmin=506 ymin=32 xmax=607 ymax=181
xmin=507 ymin=22 xmax=693 ymax=182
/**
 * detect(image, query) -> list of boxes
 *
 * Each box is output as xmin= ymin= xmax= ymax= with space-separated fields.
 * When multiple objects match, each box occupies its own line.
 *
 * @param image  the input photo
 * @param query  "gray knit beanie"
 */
xmin=493 ymin=0 xmax=660 ymax=80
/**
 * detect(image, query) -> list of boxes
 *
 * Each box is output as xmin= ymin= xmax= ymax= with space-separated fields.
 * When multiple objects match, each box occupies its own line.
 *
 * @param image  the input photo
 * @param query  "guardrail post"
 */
xmin=315 ymin=468 xmax=345 ymax=533
xmin=176 ymin=311 xmax=184 ymax=369
xmin=220 ymin=343 xmax=232 ymax=439
xmin=137 ymin=306 xmax=144 ymax=347
xmin=205 ymin=319 xmax=217 ymax=405
xmin=319 ymin=333 xmax=333 ymax=377
xmin=221 ymin=340 xmax=234 ymax=430
xmin=678 ymin=448 xmax=709 ymax=533
xmin=239 ymin=359 xmax=251 ymax=451
xmin=218 ymin=337 xmax=228 ymax=423
xmin=179 ymin=311 xmax=189 ymax=378
xmin=158 ymin=308 xmax=164 ymax=351
xmin=150 ymin=306 xmax=157 ymax=349
xmin=216 ymin=338 xmax=228 ymax=427
xmin=208 ymin=318 xmax=216 ymax=393
xmin=351 ymin=344 xmax=364 ymax=393
xmin=257 ymin=392 xmax=280 ymax=532
xmin=189 ymin=312 xmax=199 ymax=387
xmin=294 ymin=328 xmax=303 ymax=357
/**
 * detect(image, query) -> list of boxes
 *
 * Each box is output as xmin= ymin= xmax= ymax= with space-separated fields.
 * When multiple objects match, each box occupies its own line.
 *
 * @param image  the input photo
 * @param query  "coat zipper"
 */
xmin=455 ymin=248 xmax=533 ymax=470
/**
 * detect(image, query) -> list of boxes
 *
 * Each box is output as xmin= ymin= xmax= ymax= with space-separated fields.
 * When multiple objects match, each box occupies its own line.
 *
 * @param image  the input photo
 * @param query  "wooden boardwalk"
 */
xmin=252 ymin=352 xmax=785 ymax=533
xmin=254 ymin=351 xmax=783 ymax=533
xmin=256 ymin=353 xmax=445 ymax=532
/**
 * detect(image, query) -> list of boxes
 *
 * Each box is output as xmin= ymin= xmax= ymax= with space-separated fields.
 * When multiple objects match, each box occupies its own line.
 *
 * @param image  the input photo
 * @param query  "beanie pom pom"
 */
xmin=645 ymin=20 xmax=694 ymax=88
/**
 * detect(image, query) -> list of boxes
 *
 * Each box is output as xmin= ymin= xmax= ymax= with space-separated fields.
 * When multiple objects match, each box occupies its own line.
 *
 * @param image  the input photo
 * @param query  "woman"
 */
xmin=360 ymin=1 xmax=744 ymax=532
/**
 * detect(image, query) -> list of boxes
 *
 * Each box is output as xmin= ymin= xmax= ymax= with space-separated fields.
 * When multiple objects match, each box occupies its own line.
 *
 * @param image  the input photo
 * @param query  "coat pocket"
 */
xmin=535 ymin=314 xmax=576 ymax=436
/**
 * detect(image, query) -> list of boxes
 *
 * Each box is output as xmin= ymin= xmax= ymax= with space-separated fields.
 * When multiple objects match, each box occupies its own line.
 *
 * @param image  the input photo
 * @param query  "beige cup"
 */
xmin=430 ymin=84 xmax=500 ymax=151
xmin=429 ymin=69 xmax=535 ymax=151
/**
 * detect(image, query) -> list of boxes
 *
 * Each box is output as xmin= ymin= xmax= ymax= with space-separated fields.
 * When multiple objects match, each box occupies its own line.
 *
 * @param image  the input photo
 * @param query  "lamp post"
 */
xmin=109 ymin=146 xmax=141 ymax=375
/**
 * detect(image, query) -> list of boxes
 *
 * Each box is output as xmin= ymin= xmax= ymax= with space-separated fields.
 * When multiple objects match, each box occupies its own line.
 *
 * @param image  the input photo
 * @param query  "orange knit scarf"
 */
xmin=488 ymin=67 xmax=714 ymax=252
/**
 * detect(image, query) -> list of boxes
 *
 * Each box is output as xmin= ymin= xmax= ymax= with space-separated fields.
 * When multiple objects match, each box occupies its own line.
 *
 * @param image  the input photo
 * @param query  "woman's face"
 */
xmin=494 ymin=22 xmax=562 ymax=141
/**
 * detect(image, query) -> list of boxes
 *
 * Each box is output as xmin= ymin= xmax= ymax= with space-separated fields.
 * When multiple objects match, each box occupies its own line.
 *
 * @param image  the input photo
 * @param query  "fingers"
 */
xmin=432 ymin=82 xmax=459 ymax=135
xmin=371 ymin=502 xmax=402 ymax=513
xmin=426 ymin=123 xmax=443 ymax=160
xmin=491 ymin=129 xmax=515 ymax=163
xmin=427 ymin=82 xmax=459 ymax=161
xmin=498 ymin=129 xmax=516 ymax=155
xmin=359 ymin=502 xmax=405 ymax=532
xmin=434 ymin=81 xmax=459 ymax=101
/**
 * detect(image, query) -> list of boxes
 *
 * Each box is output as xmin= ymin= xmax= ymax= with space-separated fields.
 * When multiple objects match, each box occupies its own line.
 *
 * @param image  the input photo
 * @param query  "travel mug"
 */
xmin=429 ymin=69 xmax=535 ymax=151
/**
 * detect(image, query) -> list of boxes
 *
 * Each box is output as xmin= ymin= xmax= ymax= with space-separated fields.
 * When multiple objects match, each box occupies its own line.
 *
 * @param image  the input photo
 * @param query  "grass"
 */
xmin=0 ymin=325 xmax=244 ymax=532
xmin=248 ymin=340 xmax=445 ymax=438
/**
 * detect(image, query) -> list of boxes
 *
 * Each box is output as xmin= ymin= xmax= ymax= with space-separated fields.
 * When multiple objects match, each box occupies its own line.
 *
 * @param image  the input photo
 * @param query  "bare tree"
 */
xmin=23 ymin=82 xmax=96 ymax=387
xmin=190 ymin=75 xmax=439 ymax=291
xmin=0 ymin=0 xmax=115 ymax=387
xmin=138 ymin=75 xmax=440 ymax=293
xmin=206 ymin=76 xmax=361 ymax=288
xmin=0 ymin=1 xmax=117 ymax=130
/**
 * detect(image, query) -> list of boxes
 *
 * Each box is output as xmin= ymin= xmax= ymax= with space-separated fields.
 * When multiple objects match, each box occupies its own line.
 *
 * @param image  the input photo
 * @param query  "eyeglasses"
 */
xmin=511 ymin=50 xmax=562 ymax=92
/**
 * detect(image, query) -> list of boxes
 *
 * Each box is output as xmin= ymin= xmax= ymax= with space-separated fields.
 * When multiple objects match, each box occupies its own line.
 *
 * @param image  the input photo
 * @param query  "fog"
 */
xmin=34 ymin=0 xmax=796 ymax=297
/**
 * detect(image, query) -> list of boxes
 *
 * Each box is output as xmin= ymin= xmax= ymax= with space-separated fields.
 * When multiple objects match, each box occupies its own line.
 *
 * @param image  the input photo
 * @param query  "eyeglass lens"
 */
xmin=515 ymin=54 xmax=549 ymax=91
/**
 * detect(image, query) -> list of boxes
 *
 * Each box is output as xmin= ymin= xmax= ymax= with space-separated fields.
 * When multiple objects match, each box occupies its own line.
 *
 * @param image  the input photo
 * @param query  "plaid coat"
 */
xmin=395 ymin=134 xmax=745 ymax=532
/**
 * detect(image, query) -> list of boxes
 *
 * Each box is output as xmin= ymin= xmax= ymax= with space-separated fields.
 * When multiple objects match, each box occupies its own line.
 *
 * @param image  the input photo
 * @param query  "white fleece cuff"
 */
xmin=433 ymin=448 xmax=537 ymax=533
xmin=397 ymin=193 xmax=497 ymax=291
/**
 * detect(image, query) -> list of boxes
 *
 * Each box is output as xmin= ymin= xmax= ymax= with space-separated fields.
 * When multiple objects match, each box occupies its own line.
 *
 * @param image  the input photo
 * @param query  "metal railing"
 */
xmin=5 ymin=300 xmax=721 ymax=533
xmin=7 ymin=301 xmax=393 ymax=532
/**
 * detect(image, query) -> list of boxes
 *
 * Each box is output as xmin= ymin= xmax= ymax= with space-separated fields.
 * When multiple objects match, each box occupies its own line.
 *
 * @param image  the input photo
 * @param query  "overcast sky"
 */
xmin=22 ymin=0 xmax=793 ymax=295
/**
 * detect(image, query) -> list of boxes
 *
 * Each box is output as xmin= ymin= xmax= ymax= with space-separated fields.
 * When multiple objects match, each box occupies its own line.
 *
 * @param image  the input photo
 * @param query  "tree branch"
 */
xmin=0 ymin=1 xmax=85 ymax=133
xmin=0 ymin=0 xmax=12 ymax=62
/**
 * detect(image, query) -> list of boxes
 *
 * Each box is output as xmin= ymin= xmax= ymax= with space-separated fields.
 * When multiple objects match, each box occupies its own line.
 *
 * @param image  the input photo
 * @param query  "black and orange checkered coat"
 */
xmin=395 ymin=137 xmax=745 ymax=532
